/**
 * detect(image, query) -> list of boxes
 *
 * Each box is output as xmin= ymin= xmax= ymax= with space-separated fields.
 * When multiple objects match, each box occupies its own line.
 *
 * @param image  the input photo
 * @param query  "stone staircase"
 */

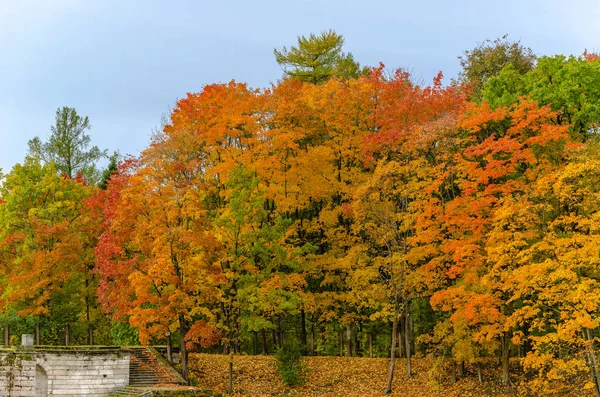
xmin=109 ymin=347 xmax=218 ymax=396
xmin=109 ymin=386 xmax=150 ymax=396
xmin=109 ymin=347 xmax=187 ymax=396
xmin=129 ymin=347 xmax=185 ymax=386
xmin=110 ymin=387 xmax=214 ymax=396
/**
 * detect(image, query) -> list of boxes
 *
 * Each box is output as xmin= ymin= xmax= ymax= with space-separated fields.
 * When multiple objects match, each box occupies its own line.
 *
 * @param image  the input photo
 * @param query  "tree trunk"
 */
xmin=458 ymin=361 xmax=465 ymax=377
xmin=65 ymin=324 xmax=70 ymax=346
xmin=346 ymin=324 xmax=352 ymax=357
xmin=450 ymin=362 xmax=457 ymax=383
xmin=385 ymin=302 xmax=399 ymax=394
xmin=398 ymin=327 xmax=404 ymax=358
xmin=166 ymin=332 xmax=173 ymax=364
xmin=85 ymin=284 xmax=92 ymax=345
xmin=179 ymin=315 xmax=189 ymax=385
xmin=3 ymin=324 xmax=8 ymax=347
xmin=310 ymin=324 xmax=315 ymax=356
xmin=584 ymin=328 xmax=600 ymax=397
xmin=228 ymin=358 xmax=233 ymax=394
xmin=404 ymin=299 xmax=412 ymax=378
xmin=253 ymin=332 xmax=258 ymax=355
xmin=338 ymin=330 xmax=343 ymax=356
xmin=353 ymin=324 xmax=359 ymax=357
xmin=477 ymin=362 xmax=483 ymax=384
xmin=409 ymin=307 xmax=415 ymax=355
xmin=35 ymin=324 xmax=40 ymax=345
xmin=522 ymin=322 xmax=531 ymax=357
xmin=300 ymin=310 xmax=307 ymax=353
xmin=88 ymin=324 xmax=94 ymax=345
xmin=261 ymin=330 xmax=268 ymax=355
xmin=501 ymin=331 xmax=510 ymax=386
xmin=276 ymin=316 xmax=282 ymax=348
xmin=368 ymin=333 xmax=373 ymax=358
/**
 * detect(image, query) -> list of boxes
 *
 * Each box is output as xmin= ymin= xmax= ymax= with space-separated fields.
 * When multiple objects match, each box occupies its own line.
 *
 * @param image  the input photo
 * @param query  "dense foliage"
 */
xmin=1 ymin=32 xmax=600 ymax=394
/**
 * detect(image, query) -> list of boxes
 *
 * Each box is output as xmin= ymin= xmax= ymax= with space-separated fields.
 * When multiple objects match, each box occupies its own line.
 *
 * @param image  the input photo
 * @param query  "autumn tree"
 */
xmin=274 ymin=30 xmax=363 ymax=84
xmin=0 ymin=158 xmax=99 ymax=345
xmin=503 ymin=151 xmax=600 ymax=395
xmin=431 ymin=98 xmax=570 ymax=386
xmin=96 ymin=148 xmax=223 ymax=383
xmin=212 ymin=166 xmax=304 ymax=393
xmin=458 ymin=35 xmax=536 ymax=101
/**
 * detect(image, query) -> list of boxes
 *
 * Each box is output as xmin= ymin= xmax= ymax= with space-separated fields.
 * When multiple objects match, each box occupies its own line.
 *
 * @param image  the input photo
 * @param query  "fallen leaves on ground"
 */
xmin=189 ymin=354 xmax=593 ymax=396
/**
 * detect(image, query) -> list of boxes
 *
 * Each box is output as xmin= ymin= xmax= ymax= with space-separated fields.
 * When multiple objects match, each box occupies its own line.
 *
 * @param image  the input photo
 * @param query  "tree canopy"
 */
xmin=2 ymin=32 xmax=600 ymax=395
xmin=458 ymin=35 xmax=536 ymax=101
xmin=274 ymin=30 xmax=363 ymax=84
xmin=28 ymin=106 xmax=107 ymax=184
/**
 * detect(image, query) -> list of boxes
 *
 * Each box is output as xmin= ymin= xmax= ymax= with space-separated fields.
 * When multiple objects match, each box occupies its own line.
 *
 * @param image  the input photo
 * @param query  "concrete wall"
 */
xmin=0 ymin=349 xmax=129 ymax=397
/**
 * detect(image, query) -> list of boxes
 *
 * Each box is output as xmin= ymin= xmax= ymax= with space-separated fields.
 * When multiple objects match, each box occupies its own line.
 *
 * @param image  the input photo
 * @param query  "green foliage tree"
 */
xmin=458 ymin=35 xmax=536 ymax=101
xmin=276 ymin=338 xmax=306 ymax=387
xmin=274 ymin=30 xmax=363 ymax=84
xmin=483 ymin=54 xmax=600 ymax=140
xmin=28 ymin=106 xmax=107 ymax=184
xmin=98 ymin=151 xmax=119 ymax=190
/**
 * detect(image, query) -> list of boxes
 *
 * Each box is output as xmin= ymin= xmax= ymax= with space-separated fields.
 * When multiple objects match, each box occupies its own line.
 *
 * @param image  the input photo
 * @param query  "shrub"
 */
xmin=275 ymin=338 xmax=306 ymax=387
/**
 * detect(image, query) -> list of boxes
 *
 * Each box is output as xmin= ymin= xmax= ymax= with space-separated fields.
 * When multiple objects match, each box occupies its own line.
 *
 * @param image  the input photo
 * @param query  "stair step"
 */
xmin=127 ymin=347 xmax=183 ymax=387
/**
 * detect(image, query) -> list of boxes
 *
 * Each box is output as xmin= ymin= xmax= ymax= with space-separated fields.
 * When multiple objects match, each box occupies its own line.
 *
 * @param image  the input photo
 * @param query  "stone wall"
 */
xmin=0 ymin=348 xmax=129 ymax=396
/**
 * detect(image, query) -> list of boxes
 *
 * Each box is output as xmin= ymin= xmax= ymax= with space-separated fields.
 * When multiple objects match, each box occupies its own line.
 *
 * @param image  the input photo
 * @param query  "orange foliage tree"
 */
xmin=96 ymin=141 xmax=223 ymax=382
xmin=0 ymin=159 xmax=98 ymax=344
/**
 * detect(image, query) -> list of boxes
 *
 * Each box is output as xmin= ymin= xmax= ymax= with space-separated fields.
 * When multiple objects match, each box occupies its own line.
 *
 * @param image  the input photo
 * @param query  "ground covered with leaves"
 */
xmin=188 ymin=354 xmax=593 ymax=396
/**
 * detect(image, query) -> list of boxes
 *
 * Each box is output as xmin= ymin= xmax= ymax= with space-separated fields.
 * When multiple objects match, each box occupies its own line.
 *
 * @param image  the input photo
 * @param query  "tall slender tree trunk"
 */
xmin=338 ymin=330 xmax=343 ymax=356
xmin=65 ymin=324 xmax=70 ymax=346
xmin=261 ymin=330 xmax=268 ymax=355
xmin=253 ymin=332 xmax=258 ymax=355
xmin=409 ymin=307 xmax=415 ymax=354
xmin=404 ymin=299 xmax=412 ymax=377
xmin=450 ymin=362 xmax=457 ymax=383
xmin=276 ymin=316 xmax=282 ymax=348
xmin=522 ymin=323 xmax=531 ymax=357
xmin=353 ymin=324 xmax=359 ymax=357
xmin=584 ymin=328 xmax=600 ymax=397
xmin=179 ymin=315 xmax=189 ymax=385
xmin=310 ymin=324 xmax=315 ymax=356
xmin=501 ymin=331 xmax=510 ymax=386
xmin=166 ymin=332 xmax=173 ymax=364
xmin=273 ymin=317 xmax=281 ymax=349
xmin=86 ymin=283 xmax=93 ymax=345
xmin=228 ymin=354 xmax=233 ymax=394
xmin=477 ymin=362 xmax=483 ymax=384
xmin=346 ymin=324 xmax=352 ymax=357
xmin=385 ymin=295 xmax=400 ymax=394
xmin=3 ymin=324 xmax=8 ymax=347
xmin=300 ymin=310 xmax=307 ymax=353
xmin=35 ymin=324 xmax=40 ymax=345
xmin=368 ymin=333 xmax=373 ymax=358
xmin=398 ymin=327 xmax=404 ymax=358
xmin=88 ymin=324 xmax=94 ymax=345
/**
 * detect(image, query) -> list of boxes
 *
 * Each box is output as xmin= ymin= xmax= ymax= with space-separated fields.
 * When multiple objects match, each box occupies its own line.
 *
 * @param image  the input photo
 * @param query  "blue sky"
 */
xmin=1 ymin=0 xmax=598 ymax=173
